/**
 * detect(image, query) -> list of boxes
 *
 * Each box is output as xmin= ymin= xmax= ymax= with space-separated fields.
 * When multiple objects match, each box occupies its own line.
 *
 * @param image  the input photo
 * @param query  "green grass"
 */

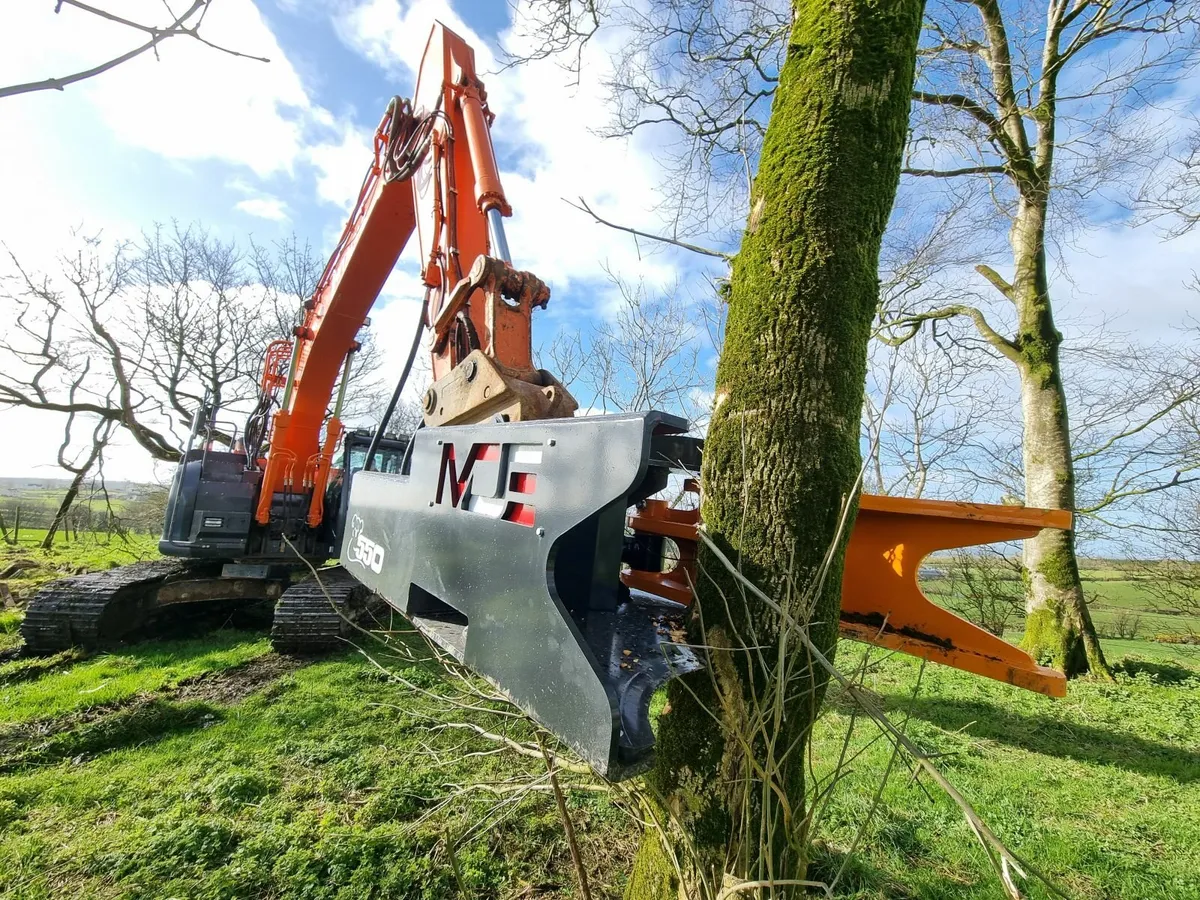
xmin=0 ymin=531 xmax=159 ymax=601
xmin=0 ymin=632 xmax=269 ymax=724
xmin=924 ymin=560 xmax=1200 ymax=642
xmin=1 ymin=547 xmax=1198 ymax=897
xmin=1 ymin=528 xmax=158 ymax=556
xmin=0 ymin=637 xmax=635 ymax=900
xmin=0 ymin=629 xmax=1196 ymax=899
xmin=0 ymin=611 xmax=21 ymax=654
xmin=805 ymin=644 xmax=1200 ymax=899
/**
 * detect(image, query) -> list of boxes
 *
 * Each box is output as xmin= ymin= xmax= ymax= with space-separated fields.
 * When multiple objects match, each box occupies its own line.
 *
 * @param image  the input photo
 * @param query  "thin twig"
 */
xmin=539 ymin=736 xmax=593 ymax=900
xmin=566 ymin=197 xmax=732 ymax=260
xmin=433 ymin=721 xmax=592 ymax=775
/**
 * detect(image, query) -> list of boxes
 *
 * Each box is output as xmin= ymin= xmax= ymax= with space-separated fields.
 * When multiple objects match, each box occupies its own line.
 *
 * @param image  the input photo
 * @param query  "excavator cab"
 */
xmin=326 ymin=429 xmax=410 ymax=552
xmin=158 ymin=403 xmax=408 ymax=564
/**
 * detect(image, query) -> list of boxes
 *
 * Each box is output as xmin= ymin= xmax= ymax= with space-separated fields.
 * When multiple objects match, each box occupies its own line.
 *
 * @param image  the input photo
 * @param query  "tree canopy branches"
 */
xmin=0 ymin=0 xmax=269 ymax=101
xmin=0 ymin=225 xmax=381 ymax=465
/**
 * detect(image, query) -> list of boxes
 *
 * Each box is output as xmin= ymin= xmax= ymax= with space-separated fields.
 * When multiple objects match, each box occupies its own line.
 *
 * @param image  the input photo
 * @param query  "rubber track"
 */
xmin=270 ymin=567 xmax=374 ymax=654
xmin=20 ymin=560 xmax=205 ymax=653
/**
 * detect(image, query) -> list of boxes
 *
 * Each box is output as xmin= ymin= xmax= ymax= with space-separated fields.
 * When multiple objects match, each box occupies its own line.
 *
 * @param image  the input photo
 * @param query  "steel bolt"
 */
xmin=423 ymin=388 xmax=437 ymax=414
xmin=535 ymin=527 xmax=546 ymax=537
xmin=464 ymin=358 xmax=478 ymax=382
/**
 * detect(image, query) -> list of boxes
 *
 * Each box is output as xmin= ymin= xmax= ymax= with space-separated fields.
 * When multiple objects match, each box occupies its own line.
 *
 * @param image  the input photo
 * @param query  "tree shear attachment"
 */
xmin=626 ymin=490 xmax=1069 ymax=698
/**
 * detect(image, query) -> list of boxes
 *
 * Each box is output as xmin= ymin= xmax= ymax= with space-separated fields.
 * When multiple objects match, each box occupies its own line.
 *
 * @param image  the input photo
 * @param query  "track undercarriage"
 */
xmin=19 ymin=562 xmax=382 ymax=656
xmin=270 ymin=566 xmax=388 ymax=653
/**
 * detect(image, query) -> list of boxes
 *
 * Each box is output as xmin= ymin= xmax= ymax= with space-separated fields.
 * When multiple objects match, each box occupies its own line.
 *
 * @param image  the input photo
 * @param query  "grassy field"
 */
xmin=0 ymin=531 xmax=159 ymax=602
xmin=0 ymin=629 xmax=1195 ymax=899
xmin=1 ymin=542 xmax=1198 ymax=898
xmin=922 ymin=558 xmax=1199 ymax=645
xmin=1 ymin=635 xmax=636 ymax=899
xmin=808 ymin=648 xmax=1200 ymax=899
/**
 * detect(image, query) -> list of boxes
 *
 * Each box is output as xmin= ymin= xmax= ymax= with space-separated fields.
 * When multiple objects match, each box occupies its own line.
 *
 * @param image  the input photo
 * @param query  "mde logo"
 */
xmin=435 ymin=441 xmax=541 ymax=528
xmin=348 ymin=514 xmax=385 ymax=574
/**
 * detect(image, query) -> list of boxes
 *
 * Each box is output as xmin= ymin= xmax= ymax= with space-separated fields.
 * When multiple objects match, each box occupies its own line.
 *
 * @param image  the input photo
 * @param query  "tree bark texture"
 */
xmin=624 ymin=2 xmax=924 ymax=896
xmin=1010 ymin=196 xmax=1109 ymax=677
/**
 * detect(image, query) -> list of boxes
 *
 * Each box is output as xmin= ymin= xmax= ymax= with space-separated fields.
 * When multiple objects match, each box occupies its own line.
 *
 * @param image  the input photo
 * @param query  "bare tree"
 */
xmin=1111 ymin=334 xmax=1200 ymax=628
xmin=1068 ymin=336 xmax=1200 ymax=522
xmin=137 ymin=223 xmax=275 ymax=446
xmin=40 ymin=410 xmax=117 ymax=549
xmin=864 ymin=329 xmax=1005 ymax=499
xmin=873 ymin=1 xmax=1200 ymax=678
xmin=1137 ymin=117 xmax=1200 ymax=234
xmin=0 ymin=0 xmax=269 ymax=101
xmin=0 ymin=226 xmax=379 ymax=468
xmin=517 ymin=0 xmax=1200 ymax=680
xmin=512 ymin=1 xmax=790 ymax=242
xmin=543 ymin=274 xmax=705 ymax=422
xmin=942 ymin=546 xmax=1026 ymax=636
xmin=1135 ymin=490 xmax=1200 ymax=631
xmin=0 ymin=235 xmax=180 ymax=460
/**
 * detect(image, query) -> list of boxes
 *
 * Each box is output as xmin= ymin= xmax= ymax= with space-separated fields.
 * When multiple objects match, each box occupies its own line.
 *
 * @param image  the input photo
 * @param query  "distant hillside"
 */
xmin=0 ymin=476 xmax=158 ymax=500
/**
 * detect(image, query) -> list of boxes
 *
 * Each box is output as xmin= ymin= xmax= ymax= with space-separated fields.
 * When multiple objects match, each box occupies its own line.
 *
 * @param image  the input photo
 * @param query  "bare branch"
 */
xmin=878 ymin=304 xmax=1022 ymax=364
xmin=902 ymin=165 xmax=1008 ymax=178
xmin=0 ymin=0 xmax=269 ymax=101
xmin=973 ymin=263 xmax=1013 ymax=300
xmin=566 ymin=197 xmax=732 ymax=260
xmin=0 ymin=225 xmax=362 ymax=467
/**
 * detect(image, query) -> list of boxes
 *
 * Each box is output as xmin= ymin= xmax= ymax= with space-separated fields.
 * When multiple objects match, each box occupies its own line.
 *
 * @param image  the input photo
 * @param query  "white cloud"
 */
xmin=334 ymin=0 xmax=475 ymax=80
xmin=0 ymin=407 xmax=169 ymax=482
xmin=0 ymin=0 xmax=374 ymax=253
xmin=236 ymin=196 xmax=291 ymax=221
xmin=0 ymin=0 xmax=356 ymax=266
xmin=0 ymin=1 xmax=361 ymax=480
xmin=1 ymin=1 xmax=312 ymax=178
xmin=1053 ymin=224 xmax=1200 ymax=341
xmin=330 ymin=0 xmax=691 ymax=304
xmin=307 ymin=119 xmax=375 ymax=209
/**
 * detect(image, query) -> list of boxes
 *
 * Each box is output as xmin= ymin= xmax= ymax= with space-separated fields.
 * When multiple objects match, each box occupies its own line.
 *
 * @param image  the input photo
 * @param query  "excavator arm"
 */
xmin=252 ymin=25 xmax=574 ymax=530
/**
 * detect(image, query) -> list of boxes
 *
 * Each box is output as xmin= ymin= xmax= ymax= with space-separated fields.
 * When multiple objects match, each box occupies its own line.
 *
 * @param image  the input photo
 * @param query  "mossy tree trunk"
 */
xmin=624 ymin=2 xmax=924 ymax=897
xmin=1010 ymin=194 xmax=1109 ymax=676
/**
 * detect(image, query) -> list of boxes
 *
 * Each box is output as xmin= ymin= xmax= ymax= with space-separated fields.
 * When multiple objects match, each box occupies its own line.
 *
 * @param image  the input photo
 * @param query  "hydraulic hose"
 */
xmin=364 ymin=289 xmax=429 ymax=472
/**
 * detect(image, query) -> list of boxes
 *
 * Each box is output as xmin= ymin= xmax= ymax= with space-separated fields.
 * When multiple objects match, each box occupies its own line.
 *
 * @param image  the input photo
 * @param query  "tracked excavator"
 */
xmin=23 ymin=23 xmax=1070 ymax=779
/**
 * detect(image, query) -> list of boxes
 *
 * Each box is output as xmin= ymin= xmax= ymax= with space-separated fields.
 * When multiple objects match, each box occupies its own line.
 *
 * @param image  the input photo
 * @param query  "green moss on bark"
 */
xmin=625 ymin=830 xmax=678 ymax=900
xmin=1021 ymin=606 xmax=1082 ymax=671
xmin=1042 ymin=547 xmax=1076 ymax=591
xmin=1008 ymin=188 xmax=1110 ymax=682
xmin=626 ymin=1 xmax=925 ymax=896
xmin=1021 ymin=531 xmax=1110 ymax=679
